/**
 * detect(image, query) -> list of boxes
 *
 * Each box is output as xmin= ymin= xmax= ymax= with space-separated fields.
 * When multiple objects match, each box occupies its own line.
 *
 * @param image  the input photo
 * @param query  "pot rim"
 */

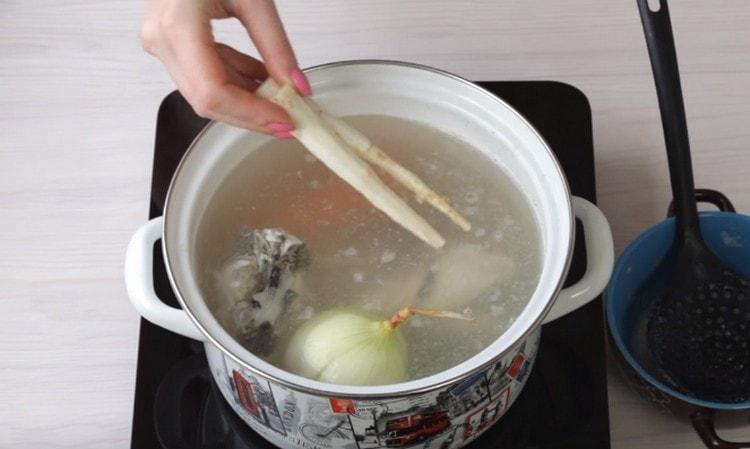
xmin=162 ymin=59 xmax=575 ymax=398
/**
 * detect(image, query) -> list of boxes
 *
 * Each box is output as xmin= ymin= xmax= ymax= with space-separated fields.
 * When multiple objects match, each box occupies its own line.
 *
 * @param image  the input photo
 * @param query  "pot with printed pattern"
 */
xmin=125 ymin=60 xmax=614 ymax=449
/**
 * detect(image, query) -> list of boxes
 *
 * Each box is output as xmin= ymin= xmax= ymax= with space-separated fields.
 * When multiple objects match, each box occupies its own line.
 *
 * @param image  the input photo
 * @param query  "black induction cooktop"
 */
xmin=130 ymin=82 xmax=611 ymax=449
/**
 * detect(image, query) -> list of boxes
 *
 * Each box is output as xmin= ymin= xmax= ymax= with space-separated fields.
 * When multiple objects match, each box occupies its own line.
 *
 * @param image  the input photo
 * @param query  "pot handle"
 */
xmin=543 ymin=197 xmax=614 ymax=323
xmin=667 ymin=188 xmax=735 ymax=216
xmin=691 ymin=408 xmax=750 ymax=449
xmin=125 ymin=217 xmax=206 ymax=341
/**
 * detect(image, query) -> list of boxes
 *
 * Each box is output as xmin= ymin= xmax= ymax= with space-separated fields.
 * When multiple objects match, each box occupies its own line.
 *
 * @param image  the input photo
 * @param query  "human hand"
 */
xmin=140 ymin=0 xmax=311 ymax=138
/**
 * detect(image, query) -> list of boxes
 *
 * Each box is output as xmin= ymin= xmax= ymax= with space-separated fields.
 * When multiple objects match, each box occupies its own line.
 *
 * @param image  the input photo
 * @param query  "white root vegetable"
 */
xmin=257 ymin=82 xmax=445 ymax=249
xmin=284 ymin=306 xmax=472 ymax=385
xmin=311 ymin=105 xmax=471 ymax=232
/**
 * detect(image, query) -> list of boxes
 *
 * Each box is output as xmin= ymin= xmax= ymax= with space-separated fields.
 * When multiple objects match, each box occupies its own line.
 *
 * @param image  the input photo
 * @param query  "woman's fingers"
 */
xmin=215 ymin=44 xmax=266 ymax=93
xmin=230 ymin=0 xmax=312 ymax=96
xmin=215 ymin=43 xmax=268 ymax=80
xmin=195 ymin=83 xmax=294 ymax=137
xmin=140 ymin=0 xmax=304 ymax=135
xmin=176 ymin=40 xmax=293 ymax=133
xmin=156 ymin=14 xmax=293 ymax=133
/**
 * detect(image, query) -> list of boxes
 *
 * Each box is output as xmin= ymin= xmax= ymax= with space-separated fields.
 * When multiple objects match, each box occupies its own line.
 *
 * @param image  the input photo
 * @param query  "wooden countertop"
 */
xmin=1 ymin=0 xmax=748 ymax=447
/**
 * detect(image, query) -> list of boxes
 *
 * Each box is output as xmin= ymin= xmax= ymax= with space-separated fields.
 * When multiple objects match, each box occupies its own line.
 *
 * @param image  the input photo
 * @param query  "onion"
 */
xmin=284 ymin=307 xmax=472 ymax=386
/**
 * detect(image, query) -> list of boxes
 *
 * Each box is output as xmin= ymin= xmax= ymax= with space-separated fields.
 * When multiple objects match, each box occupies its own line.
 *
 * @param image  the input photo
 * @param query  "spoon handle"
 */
xmin=637 ymin=0 xmax=700 ymax=241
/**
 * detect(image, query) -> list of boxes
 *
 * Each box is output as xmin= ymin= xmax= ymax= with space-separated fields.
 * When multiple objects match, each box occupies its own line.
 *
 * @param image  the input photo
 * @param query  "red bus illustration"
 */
xmin=381 ymin=410 xmax=451 ymax=447
xmin=232 ymin=370 xmax=260 ymax=417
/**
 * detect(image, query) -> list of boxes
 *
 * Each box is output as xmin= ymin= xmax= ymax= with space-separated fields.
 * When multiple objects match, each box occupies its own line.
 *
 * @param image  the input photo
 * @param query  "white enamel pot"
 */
xmin=125 ymin=61 xmax=614 ymax=449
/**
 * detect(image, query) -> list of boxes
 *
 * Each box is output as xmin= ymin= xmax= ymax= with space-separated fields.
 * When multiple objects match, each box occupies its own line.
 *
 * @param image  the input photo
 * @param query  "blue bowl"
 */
xmin=607 ymin=211 xmax=750 ymax=410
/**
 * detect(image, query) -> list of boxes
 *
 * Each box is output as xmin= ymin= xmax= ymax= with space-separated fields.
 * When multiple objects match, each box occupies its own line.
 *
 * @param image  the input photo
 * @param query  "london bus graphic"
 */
xmin=233 ymin=370 xmax=260 ymax=417
xmin=376 ymin=408 xmax=451 ymax=447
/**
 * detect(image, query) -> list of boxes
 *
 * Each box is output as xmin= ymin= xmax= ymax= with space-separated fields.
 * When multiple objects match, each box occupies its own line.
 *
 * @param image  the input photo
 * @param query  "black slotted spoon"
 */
xmin=637 ymin=0 xmax=750 ymax=403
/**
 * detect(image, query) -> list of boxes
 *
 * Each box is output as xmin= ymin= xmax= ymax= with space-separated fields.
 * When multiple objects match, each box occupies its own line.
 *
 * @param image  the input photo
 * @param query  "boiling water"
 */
xmin=196 ymin=115 xmax=541 ymax=381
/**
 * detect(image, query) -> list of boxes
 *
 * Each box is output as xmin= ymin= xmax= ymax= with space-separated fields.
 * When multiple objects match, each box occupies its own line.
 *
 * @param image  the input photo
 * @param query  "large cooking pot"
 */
xmin=125 ymin=61 xmax=614 ymax=449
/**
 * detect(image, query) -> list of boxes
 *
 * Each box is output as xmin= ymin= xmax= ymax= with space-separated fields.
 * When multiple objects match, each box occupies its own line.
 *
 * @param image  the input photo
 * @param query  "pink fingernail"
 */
xmin=273 ymin=130 xmax=294 ymax=140
xmin=290 ymin=68 xmax=312 ymax=96
xmin=266 ymin=122 xmax=295 ymax=133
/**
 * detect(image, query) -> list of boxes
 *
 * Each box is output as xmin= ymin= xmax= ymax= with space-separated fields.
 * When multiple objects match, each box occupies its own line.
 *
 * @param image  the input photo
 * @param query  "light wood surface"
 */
xmin=1 ymin=1 xmax=748 ymax=447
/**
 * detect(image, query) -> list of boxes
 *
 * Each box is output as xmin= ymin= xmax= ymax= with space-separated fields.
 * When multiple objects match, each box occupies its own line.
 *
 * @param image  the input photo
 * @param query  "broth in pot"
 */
xmin=196 ymin=115 xmax=541 ymax=383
